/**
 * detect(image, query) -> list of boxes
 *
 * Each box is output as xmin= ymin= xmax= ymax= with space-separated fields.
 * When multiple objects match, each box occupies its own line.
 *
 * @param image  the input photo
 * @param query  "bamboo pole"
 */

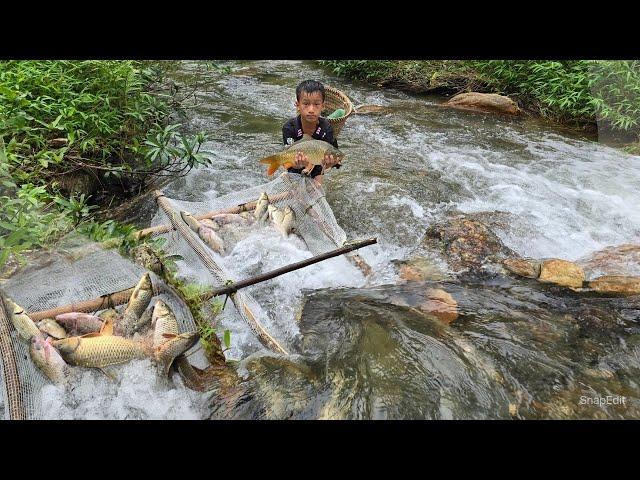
xmin=0 ymin=295 xmax=27 ymax=419
xmin=154 ymin=190 xmax=288 ymax=355
xmin=135 ymin=190 xmax=293 ymax=239
xmin=202 ymin=237 xmax=377 ymax=299
xmin=26 ymin=284 xmax=163 ymax=322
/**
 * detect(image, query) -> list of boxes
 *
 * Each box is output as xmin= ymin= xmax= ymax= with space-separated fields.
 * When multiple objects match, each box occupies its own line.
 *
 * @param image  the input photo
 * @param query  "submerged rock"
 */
xmin=416 ymin=288 xmax=459 ymax=324
xmin=421 ymin=215 xmax=519 ymax=275
xmin=355 ymin=104 xmax=391 ymax=115
xmin=577 ymin=243 xmax=640 ymax=279
xmin=443 ymin=92 xmax=521 ymax=115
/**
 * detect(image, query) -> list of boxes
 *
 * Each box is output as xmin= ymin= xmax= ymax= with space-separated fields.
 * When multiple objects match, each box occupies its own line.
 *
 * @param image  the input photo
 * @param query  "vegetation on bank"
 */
xmin=319 ymin=60 xmax=640 ymax=139
xmin=0 ymin=61 xmax=212 ymax=270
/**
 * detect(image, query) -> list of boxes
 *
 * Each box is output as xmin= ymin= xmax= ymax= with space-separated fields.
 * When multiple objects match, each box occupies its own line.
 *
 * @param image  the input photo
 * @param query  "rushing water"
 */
xmin=29 ymin=60 xmax=640 ymax=419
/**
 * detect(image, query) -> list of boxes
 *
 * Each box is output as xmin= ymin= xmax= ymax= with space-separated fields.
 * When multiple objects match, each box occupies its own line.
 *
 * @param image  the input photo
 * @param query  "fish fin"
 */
xmin=259 ymin=155 xmax=281 ymax=176
xmin=99 ymin=318 xmax=114 ymax=336
xmin=98 ymin=368 xmax=118 ymax=382
xmin=81 ymin=332 xmax=102 ymax=338
xmin=162 ymin=333 xmax=177 ymax=339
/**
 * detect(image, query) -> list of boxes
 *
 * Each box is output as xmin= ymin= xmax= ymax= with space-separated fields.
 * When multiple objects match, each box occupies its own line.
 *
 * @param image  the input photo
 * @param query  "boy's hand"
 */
xmin=322 ymin=153 xmax=341 ymax=169
xmin=293 ymin=151 xmax=308 ymax=169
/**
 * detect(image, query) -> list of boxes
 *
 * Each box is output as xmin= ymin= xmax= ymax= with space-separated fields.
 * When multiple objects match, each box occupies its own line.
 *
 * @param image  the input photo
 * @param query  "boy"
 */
xmin=282 ymin=80 xmax=342 ymax=185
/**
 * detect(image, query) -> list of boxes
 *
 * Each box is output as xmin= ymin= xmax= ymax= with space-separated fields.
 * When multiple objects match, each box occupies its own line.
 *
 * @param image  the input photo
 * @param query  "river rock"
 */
xmin=396 ymin=256 xmax=446 ymax=282
xmin=355 ymin=104 xmax=391 ymax=115
xmin=577 ymin=244 xmax=640 ymax=278
xmin=421 ymin=215 xmax=519 ymax=274
xmin=417 ymin=288 xmax=459 ymax=324
xmin=588 ymin=275 xmax=640 ymax=296
xmin=444 ymin=92 xmax=521 ymax=115
xmin=538 ymin=259 xmax=585 ymax=289
xmin=503 ymin=258 xmax=541 ymax=279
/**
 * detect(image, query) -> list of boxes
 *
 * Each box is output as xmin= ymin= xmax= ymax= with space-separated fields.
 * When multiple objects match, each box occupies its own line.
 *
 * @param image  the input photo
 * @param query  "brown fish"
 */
xmin=259 ymin=137 xmax=344 ymax=176
xmin=155 ymin=332 xmax=199 ymax=376
xmin=4 ymin=298 xmax=40 ymax=341
xmin=52 ymin=333 xmax=152 ymax=369
xmin=119 ymin=273 xmax=154 ymax=335
xmin=29 ymin=334 xmax=70 ymax=385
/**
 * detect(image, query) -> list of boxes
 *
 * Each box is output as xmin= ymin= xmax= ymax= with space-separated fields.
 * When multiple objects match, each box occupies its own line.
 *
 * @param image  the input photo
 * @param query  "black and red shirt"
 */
xmin=282 ymin=115 xmax=341 ymax=178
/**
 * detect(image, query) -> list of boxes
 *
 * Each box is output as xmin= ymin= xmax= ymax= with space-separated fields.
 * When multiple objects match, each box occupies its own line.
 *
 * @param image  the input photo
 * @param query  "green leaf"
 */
xmin=223 ymin=329 xmax=231 ymax=349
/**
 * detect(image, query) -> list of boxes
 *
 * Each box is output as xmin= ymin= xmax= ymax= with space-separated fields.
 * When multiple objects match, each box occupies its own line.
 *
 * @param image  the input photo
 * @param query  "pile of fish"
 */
xmin=178 ymin=191 xmax=297 ymax=255
xmin=2 ymin=272 xmax=199 ymax=386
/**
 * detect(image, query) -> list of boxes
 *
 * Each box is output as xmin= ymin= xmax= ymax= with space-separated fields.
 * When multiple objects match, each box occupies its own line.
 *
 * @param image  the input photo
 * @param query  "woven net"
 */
xmin=0 ymin=172 xmax=349 ymax=419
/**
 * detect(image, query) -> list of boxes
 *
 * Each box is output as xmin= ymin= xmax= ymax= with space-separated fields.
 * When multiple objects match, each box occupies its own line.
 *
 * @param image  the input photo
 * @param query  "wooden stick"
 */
xmin=135 ymin=189 xmax=293 ymax=239
xmin=154 ymin=190 xmax=288 ymax=355
xmin=202 ymin=237 xmax=377 ymax=299
xmin=0 ymin=295 xmax=27 ymax=419
xmin=26 ymin=283 xmax=163 ymax=322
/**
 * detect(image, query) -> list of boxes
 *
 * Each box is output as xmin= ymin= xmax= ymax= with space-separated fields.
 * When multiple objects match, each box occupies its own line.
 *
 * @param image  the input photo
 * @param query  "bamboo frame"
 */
xmin=0 ymin=295 xmax=27 ymax=419
xmin=154 ymin=190 xmax=288 ymax=355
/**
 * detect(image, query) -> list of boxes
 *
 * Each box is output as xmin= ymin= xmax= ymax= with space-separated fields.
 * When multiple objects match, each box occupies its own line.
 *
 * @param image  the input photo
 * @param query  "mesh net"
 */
xmin=0 ymin=172 xmax=351 ymax=419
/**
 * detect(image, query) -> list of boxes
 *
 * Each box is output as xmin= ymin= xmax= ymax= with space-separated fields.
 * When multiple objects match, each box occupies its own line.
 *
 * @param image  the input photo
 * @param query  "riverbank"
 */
xmin=318 ymin=60 xmax=640 ymax=148
xmin=0 ymin=61 xmax=212 ymax=273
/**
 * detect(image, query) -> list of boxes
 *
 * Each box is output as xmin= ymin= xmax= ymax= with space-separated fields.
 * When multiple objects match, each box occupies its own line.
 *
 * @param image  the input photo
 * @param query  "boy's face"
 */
xmin=296 ymin=90 xmax=324 ymax=124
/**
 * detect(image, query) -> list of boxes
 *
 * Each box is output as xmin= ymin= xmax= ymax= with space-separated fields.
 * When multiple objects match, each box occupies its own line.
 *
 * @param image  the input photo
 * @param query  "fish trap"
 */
xmin=0 ymin=173 xmax=360 ymax=419
xmin=0 ymin=244 xmax=196 ymax=420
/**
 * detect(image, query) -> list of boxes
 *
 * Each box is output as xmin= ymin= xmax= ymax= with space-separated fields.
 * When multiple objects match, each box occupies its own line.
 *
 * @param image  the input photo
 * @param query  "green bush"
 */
xmin=0 ymin=61 xmax=211 ymax=271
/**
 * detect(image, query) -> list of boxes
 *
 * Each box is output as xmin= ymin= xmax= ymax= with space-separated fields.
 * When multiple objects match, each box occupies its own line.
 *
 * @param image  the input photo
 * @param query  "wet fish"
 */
xmin=56 ymin=312 xmax=104 ymax=336
xmin=179 ymin=210 xmax=202 ymax=232
xmin=119 ymin=273 xmax=154 ymax=335
xmin=29 ymin=334 xmax=70 ymax=385
xmin=200 ymin=218 xmax=221 ymax=230
xmin=198 ymin=225 xmax=225 ymax=254
xmin=259 ymin=137 xmax=345 ymax=176
xmin=52 ymin=333 xmax=152 ymax=369
xmin=211 ymin=213 xmax=253 ymax=226
xmin=4 ymin=298 xmax=40 ymax=341
xmin=155 ymin=332 xmax=199 ymax=376
xmin=36 ymin=318 xmax=67 ymax=339
xmin=254 ymin=192 xmax=270 ymax=222
xmin=151 ymin=300 xmax=179 ymax=348
xmin=268 ymin=205 xmax=296 ymax=236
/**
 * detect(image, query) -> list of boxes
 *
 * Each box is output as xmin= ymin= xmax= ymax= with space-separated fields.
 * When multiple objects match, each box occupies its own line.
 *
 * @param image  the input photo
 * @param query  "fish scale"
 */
xmin=54 ymin=335 xmax=151 ymax=368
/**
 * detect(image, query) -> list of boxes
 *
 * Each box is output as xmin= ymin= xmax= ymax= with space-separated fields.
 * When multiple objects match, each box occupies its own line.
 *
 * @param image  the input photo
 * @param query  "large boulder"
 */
xmin=538 ymin=259 xmax=585 ymax=289
xmin=444 ymin=92 xmax=521 ymax=115
xmin=421 ymin=215 xmax=519 ymax=274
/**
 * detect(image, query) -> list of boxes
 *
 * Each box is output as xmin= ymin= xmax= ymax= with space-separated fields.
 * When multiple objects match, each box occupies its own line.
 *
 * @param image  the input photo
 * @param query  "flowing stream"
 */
xmin=29 ymin=60 xmax=640 ymax=419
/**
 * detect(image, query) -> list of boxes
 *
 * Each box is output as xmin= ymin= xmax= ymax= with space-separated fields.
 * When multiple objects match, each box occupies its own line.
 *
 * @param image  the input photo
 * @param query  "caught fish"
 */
xmin=155 ymin=332 xmax=199 ymax=376
xmin=175 ymin=356 xmax=219 ymax=392
xmin=200 ymin=218 xmax=221 ymax=230
xmin=29 ymin=334 xmax=70 ymax=385
xmin=52 ymin=333 xmax=152 ymax=369
xmin=198 ymin=225 xmax=225 ymax=254
xmin=4 ymin=298 xmax=40 ymax=341
xmin=268 ymin=205 xmax=296 ymax=237
xmin=259 ymin=137 xmax=345 ymax=176
xmin=179 ymin=210 xmax=202 ymax=232
xmin=36 ymin=318 xmax=67 ymax=339
xmin=56 ymin=312 xmax=104 ymax=336
xmin=151 ymin=300 xmax=179 ymax=348
xmin=210 ymin=213 xmax=253 ymax=226
xmin=253 ymin=192 xmax=270 ymax=222
xmin=119 ymin=273 xmax=154 ymax=336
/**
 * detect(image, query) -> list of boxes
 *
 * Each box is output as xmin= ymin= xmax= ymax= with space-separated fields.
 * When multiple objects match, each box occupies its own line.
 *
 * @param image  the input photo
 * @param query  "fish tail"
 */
xmin=259 ymin=154 xmax=283 ymax=176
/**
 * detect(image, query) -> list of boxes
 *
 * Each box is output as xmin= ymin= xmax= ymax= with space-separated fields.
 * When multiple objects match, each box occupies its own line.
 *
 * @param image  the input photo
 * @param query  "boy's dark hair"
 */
xmin=296 ymin=80 xmax=325 ymax=102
